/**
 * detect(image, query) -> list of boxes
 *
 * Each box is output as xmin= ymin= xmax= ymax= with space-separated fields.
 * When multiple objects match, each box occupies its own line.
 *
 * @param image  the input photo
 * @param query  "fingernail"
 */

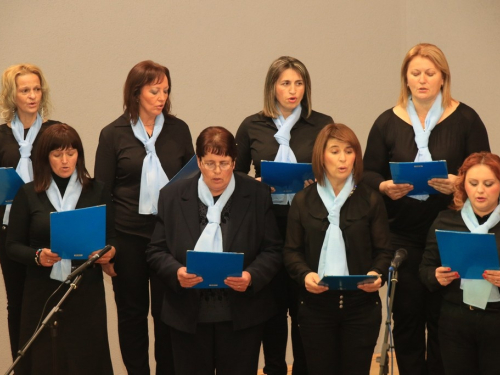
xmin=447 ymin=268 xmax=451 ymax=271
xmin=455 ymin=272 xmax=459 ymax=278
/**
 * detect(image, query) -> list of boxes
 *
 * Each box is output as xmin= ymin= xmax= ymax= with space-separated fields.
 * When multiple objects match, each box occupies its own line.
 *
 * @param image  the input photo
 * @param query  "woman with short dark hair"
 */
xmin=284 ymin=123 xmax=393 ymax=374
xmin=95 ymin=60 xmax=194 ymax=374
xmin=7 ymin=123 xmax=115 ymax=374
xmin=147 ymin=126 xmax=282 ymax=375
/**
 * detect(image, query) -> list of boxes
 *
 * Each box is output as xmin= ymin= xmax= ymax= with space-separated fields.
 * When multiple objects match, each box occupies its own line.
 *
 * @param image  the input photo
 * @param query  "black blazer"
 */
xmin=147 ymin=173 xmax=283 ymax=334
xmin=283 ymin=182 xmax=393 ymax=287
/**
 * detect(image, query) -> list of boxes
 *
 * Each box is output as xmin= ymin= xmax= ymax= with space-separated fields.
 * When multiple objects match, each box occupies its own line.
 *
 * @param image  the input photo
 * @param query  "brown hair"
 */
xmin=33 ymin=124 xmax=92 ymax=192
xmin=312 ymin=123 xmax=363 ymax=186
xmin=196 ymin=126 xmax=237 ymax=161
xmin=0 ymin=63 xmax=52 ymax=123
xmin=452 ymin=152 xmax=500 ymax=210
xmin=123 ymin=60 xmax=172 ymax=124
xmin=262 ymin=56 xmax=312 ymax=118
xmin=397 ymin=43 xmax=452 ymax=108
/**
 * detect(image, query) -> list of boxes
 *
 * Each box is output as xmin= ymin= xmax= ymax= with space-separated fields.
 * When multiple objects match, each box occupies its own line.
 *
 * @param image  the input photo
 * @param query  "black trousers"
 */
xmin=298 ymin=291 xmax=382 ymax=375
xmin=391 ymin=233 xmax=444 ymax=375
xmin=0 ymin=225 xmax=26 ymax=360
xmin=170 ymin=321 xmax=264 ymax=375
xmin=112 ymin=230 xmax=174 ymax=375
xmin=439 ymin=301 xmax=500 ymax=375
xmin=263 ymin=213 xmax=308 ymax=375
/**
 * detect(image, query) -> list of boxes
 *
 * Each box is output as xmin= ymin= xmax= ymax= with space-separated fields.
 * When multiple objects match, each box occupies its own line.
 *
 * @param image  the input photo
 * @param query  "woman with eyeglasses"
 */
xmin=147 ymin=126 xmax=282 ymax=375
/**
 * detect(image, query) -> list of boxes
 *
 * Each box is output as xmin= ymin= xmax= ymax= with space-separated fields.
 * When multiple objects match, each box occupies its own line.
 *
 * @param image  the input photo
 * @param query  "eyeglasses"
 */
xmin=201 ymin=160 xmax=233 ymax=171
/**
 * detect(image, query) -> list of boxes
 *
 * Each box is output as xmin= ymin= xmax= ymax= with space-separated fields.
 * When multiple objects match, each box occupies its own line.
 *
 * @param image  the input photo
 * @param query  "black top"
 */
xmin=420 ymin=209 xmax=500 ymax=308
xmin=283 ymin=181 xmax=393 ymax=286
xmin=0 ymin=120 xmax=60 ymax=218
xmin=235 ymin=109 xmax=333 ymax=178
xmin=6 ymin=179 xmax=116 ymax=267
xmin=363 ymin=103 xmax=490 ymax=243
xmin=235 ymin=108 xmax=333 ymax=218
xmin=94 ymin=113 xmax=194 ymax=238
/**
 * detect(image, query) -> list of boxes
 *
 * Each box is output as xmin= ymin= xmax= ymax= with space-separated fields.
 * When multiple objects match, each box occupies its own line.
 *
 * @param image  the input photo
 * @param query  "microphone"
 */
xmin=389 ymin=248 xmax=408 ymax=271
xmin=65 ymin=245 xmax=112 ymax=282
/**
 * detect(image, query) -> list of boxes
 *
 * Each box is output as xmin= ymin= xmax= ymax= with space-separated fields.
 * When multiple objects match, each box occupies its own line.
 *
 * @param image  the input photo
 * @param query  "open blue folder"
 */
xmin=0 ymin=168 xmax=25 ymax=205
xmin=50 ymin=205 xmax=106 ymax=260
xmin=261 ymin=161 xmax=314 ymax=194
xmin=390 ymin=161 xmax=448 ymax=196
xmin=319 ymin=275 xmax=377 ymax=290
xmin=186 ymin=251 xmax=244 ymax=289
xmin=168 ymin=155 xmax=199 ymax=184
xmin=435 ymin=230 xmax=500 ymax=279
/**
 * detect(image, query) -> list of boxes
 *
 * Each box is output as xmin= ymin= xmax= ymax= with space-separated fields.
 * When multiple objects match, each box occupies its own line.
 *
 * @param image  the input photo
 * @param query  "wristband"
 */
xmin=34 ymin=249 xmax=42 ymax=266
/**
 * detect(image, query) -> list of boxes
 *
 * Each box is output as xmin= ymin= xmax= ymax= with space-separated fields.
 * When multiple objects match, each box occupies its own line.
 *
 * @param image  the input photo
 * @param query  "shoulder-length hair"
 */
xmin=196 ymin=126 xmax=237 ymax=161
xmin=312 ymin=123 xmax=363 ymax=186
xmin=0 ymin=63 xmax=52 ymax=123
xmin=397 ymin=43 xmax=452 ymax=108
xmin=123 ymin=60 xmax=172 ymax=124
xmin=33 ymin=124 xmax=92 ymax=193
xmin=452 ymin=152 xmax=500 ymax=210
xmin=262 ymin=56 xmax=312 ymax=119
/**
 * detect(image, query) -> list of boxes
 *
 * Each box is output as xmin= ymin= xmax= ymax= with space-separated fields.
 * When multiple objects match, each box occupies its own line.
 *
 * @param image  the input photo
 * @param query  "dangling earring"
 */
xmin=40 ymin=107 xmax=44 ymax=119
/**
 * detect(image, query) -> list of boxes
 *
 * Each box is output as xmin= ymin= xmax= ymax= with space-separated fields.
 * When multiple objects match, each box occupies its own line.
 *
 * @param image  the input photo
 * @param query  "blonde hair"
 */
xmin=262 ymin=56 xmax=312 ymax=118
xmin=397 ymin=43 xmax=452 ymax=108
xmin=0 ymin=63 xmax=52 ymax=123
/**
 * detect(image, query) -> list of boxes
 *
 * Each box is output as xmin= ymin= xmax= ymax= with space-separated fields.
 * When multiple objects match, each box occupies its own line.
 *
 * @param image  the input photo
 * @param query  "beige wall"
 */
xmin=1 ymin=1 xmax=500 ymax=372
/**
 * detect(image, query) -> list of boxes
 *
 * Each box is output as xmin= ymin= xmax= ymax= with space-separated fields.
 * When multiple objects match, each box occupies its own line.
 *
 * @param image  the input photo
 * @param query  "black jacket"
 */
xmin=283 ymin=182 xmax=393 ymax=286
xmin=146 ymin=173 xmax=283 ymax=334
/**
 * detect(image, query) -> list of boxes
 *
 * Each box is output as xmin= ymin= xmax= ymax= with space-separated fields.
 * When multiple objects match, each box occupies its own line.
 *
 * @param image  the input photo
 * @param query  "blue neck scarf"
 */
xmin=271 ymin=104 xmax=301 ymax=205
xmin=407 ymin=92 xmax=444 ymax=200
xmin=460 ymin=199 xmax=500 ymax=309
xmin=194 ymin=173 xmax=235 ymax=252
xmin=131 ymin=113 xmax=169 ymax=215
xmin=46 ymin=170 xmax=83 ymax=282
xmin=3 ymin=112 xmax=43 ymax=225
xmin=316 ymin=174 xmax=354 ymax=279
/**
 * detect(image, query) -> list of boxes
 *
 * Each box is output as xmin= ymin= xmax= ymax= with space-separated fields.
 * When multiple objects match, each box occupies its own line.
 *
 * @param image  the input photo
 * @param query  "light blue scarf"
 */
xmin=407 ymin=92 xmax=444 ymax=200
xmin=316 ymin=174 xmax=354 ymax=279
xmin=460 ymin=199 xmax=500 ymax=309
xmin=3 ymin=113 xmax=43 ymax=225
xmin=131 ymin=113 xmax=169 ymax=215
xmin=271 ymin=104 xmax=301 ymax=205
xmin=193 ymin=173 xmax=235 ymax=252
xmin=46 ymin=170 xmax=83 ymax=282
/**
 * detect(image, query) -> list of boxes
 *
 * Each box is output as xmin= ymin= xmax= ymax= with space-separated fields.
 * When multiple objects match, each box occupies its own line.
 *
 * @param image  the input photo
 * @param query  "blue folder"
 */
xmin=435 ymin=230 xmax=500 ymax=279
xmin=261 ymin=161 xmax=314 ymax=194
xmin=0 ymin=168 xmax=25 ymax=205
xmin=319 ymin=275 xmax=377 ymax=290
xmin=168 ymin=155 xmax=199 ymax=184
xmin=390 ymin=161 xmax=448 ymax=196
xmin=50 ymin=205 xmax=106 ymax=260
xmin=186 ymin=251 xmax=244 ymax=288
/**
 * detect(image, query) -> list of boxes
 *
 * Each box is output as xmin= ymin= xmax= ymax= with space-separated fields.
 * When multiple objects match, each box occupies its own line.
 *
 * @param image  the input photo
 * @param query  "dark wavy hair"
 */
xmin=123 ymin=60 xmax=172 ymax=124
xmin=33 ymin=124 xmax=92 ymax=192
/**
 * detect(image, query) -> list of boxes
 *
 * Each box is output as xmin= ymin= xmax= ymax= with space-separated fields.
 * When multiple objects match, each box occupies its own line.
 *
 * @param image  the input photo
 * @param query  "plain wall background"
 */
xmin=1 ymin=1 xmax=499 ymax=372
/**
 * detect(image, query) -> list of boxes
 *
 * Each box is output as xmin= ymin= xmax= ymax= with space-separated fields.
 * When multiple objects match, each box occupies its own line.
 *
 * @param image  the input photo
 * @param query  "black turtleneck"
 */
xmin=51 ymin=172 xmax=70 ymax=197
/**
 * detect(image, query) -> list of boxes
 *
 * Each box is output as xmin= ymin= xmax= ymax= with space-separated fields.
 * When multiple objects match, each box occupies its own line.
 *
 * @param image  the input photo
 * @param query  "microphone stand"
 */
xmin=379 ymin=268 xmax=399 ymax=375
xmin=4 ymin=275 xmax=83 ymax=375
